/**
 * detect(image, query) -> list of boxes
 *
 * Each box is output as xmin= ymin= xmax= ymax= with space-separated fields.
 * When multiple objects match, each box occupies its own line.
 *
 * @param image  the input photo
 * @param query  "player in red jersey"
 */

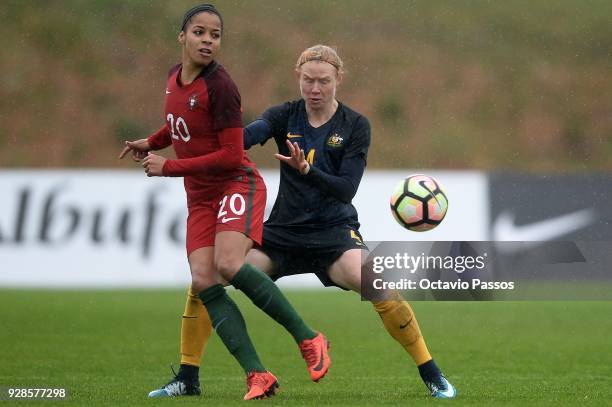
xmin=160 ymin=44 xmax=456 ymax=400
xmin=119 ymin=5 xmax=329 ymax=400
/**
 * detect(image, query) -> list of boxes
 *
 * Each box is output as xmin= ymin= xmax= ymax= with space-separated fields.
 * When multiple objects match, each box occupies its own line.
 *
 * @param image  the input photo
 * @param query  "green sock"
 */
xmin=198 ymin=284 xmax=265 ymax=373
xmin=231 ymin=263 xmax=317 ymax=343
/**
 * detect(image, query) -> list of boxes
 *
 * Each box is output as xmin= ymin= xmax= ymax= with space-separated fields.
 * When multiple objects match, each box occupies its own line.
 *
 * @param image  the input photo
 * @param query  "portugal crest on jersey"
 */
xmin=189 ymin=94 xmax=198 ymax=111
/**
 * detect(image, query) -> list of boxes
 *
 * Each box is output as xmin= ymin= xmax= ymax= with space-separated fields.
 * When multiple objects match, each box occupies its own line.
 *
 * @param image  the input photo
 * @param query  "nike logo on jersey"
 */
xmin=287 ymin=133 xmax=303 ymax=139
xmin=220 ymin=217 xmax=240 ymax=223
xmin=165 ymin=90 xmax=171 ymax=94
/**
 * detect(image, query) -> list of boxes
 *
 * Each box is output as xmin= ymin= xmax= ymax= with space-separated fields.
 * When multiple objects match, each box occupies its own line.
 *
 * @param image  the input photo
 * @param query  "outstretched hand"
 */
xmin=118 ymin=139 xmax=151 ymax=162
xmin=274 ymin=139 xmax=310 ymax=175
xmin=142 ymin=152 xmax=167 ymax=177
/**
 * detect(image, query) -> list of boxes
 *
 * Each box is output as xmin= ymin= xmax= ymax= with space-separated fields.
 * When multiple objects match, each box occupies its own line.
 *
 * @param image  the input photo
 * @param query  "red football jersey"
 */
xmin=147 ymin=62 xmax=261 ymax=207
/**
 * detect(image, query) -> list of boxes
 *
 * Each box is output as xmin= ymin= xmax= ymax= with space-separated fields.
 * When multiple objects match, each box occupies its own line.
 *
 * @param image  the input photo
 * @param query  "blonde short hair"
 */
xmin=296 ymin=45 xmax=344 ymax=73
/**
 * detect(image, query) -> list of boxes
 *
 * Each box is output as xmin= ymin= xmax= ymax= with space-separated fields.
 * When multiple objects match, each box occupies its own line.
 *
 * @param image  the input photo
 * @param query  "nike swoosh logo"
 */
xmin=220 ymin=217 xmax=240 ymax=223
xmin=493 ymin=208 xmax=596 ymax=252
xmin=439 ymin=388 xmax=455 ymax=398
xmin=213 ymin=317 xmax=228 ymax=331
xmin=399 ymin=318 xmax=412 ymax=329
xmin=287 ymin=133 xmax=303 ymax=139
xmin=312 ymin=348 xmax=326 ymax=372
xmin=436 ymin=378 xmax=456 ymax=398
xmin=165 ymin=90 xmax=171 ymax=94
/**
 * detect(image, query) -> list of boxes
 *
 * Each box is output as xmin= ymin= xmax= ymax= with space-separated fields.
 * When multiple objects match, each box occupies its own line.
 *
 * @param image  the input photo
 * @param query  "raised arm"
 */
xmin=162 ymin=127 xmax=243 ymax=176
xmin=147 ymin=124 xmax=173 ymax=150
xmin=118 ymin=124 xmax=172 ymax=162
xmin=244 ymin=119 xmax=274 ymax=150
xmin=276 ymin=116 xmax=371 ymax=203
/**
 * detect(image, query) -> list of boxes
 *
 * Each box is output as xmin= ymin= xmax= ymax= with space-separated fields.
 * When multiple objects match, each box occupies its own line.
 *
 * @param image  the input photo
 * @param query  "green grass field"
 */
xmin=1 ymin=289 xmax=611 ymax=406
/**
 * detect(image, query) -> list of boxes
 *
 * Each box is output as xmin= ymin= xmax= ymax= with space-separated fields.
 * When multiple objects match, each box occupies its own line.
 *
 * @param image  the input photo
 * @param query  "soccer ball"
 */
xmin=390 ymin=174 xmax=448 ymax=232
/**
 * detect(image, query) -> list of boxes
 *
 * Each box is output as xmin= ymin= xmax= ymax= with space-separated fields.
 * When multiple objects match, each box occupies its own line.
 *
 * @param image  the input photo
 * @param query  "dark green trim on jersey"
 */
xmin=242 ymin=166 xmax=256 ymax=235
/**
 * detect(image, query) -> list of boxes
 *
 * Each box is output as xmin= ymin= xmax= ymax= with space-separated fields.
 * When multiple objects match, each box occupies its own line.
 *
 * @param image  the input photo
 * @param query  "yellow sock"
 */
xmin=372 ymin=291 xmax=432 ymax=366
xmin=180 ymin=286 xmax=213 ymax=367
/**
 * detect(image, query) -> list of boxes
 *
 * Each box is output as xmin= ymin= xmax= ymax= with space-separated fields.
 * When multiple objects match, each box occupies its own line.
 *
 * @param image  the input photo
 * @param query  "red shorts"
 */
xmin=186 ymin=177 xmax=266 ymax=255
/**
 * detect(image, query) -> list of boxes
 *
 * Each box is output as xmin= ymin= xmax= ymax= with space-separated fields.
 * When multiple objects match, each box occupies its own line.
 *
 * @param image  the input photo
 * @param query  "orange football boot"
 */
xmin=299 ymin=332 xmax=331 ymax=382
xmin=243 ymin=371 xmax=279 ymax=400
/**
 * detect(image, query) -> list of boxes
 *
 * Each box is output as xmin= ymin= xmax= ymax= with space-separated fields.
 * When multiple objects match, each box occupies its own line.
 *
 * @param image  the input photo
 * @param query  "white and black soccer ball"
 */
xmin=390 ymin=174 xmax=449 ymax=232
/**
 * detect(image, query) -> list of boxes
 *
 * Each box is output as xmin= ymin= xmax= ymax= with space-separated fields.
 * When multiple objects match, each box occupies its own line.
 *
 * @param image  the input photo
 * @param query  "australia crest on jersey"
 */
xmin=188 ymin=94 xmax=198 ymax=111
xmin=326 ymin=133 xmax=344 ymax=148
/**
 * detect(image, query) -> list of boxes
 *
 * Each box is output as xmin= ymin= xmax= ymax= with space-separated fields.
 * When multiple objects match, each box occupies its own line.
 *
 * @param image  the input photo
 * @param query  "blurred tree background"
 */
xmin=1 ymin=0 xmax=611 ymax=171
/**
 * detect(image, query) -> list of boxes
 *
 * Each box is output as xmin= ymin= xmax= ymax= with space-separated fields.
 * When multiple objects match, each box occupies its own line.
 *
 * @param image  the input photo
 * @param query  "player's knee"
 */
xmin=329 ymin=268 xmax=361 ymax=292
xmin=246 ymin=249 xmax=275 ymax=275
xmin=214 ymin=256 xmax=243 ymax=280
xmin=190 ymin=276 xmax=207 ymax=293
xmin=190 ymin=264 xmax=215 ymax=292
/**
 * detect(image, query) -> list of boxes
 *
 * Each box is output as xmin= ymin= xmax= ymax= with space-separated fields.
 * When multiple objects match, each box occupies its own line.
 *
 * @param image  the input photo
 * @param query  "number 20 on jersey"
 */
xmin=167 ymin=113 xmax=191 ymax=142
